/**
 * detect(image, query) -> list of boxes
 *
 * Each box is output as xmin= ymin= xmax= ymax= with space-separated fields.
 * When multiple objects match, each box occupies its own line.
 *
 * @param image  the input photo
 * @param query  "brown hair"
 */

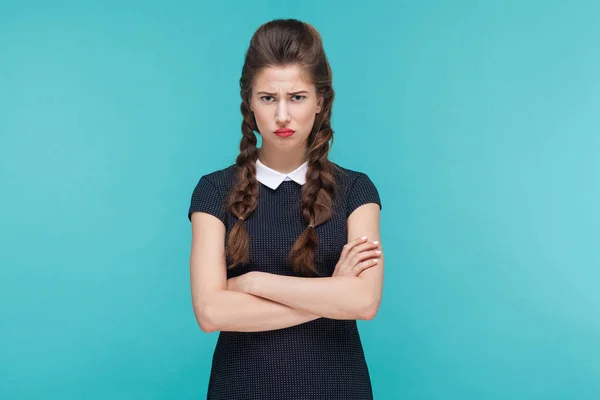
xmin=225 ymin=18 xmax=338 ymax=277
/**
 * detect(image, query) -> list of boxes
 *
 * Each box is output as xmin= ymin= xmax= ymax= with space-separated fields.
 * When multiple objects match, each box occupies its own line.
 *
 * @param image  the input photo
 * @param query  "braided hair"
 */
xmin=226 ymin=19 xmax=338 ymax=277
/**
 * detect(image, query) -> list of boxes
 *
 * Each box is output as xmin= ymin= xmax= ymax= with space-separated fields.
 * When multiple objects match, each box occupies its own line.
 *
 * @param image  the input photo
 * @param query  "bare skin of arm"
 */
xmin=190 ymin=212 xmax=321 ymax=333
xmin=227 ymin=203 xmax=384 ymax=320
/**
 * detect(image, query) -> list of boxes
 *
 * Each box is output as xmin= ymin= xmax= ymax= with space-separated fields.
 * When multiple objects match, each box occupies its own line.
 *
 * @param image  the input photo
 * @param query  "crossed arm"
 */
xmin=190 ymin=203 xmax=383 ymax=333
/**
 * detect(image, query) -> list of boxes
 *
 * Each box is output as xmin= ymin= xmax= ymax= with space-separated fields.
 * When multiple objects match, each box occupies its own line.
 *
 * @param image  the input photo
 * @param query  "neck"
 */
xmin=258 ymin=146 xmax=308 ymax=174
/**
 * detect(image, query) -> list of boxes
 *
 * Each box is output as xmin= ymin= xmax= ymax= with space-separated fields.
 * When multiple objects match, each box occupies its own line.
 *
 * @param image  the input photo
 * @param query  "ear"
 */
xmin=316 ymin=95 xmax=324 ymax=113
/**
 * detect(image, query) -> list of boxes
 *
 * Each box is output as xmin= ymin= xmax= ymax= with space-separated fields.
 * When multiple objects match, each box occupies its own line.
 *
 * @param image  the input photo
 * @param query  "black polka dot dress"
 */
xmin=188 ymin=162 xmax=382 ymax=400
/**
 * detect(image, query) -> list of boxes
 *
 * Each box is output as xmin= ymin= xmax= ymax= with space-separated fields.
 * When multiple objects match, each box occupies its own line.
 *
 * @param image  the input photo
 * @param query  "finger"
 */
xmin=351 ymin=249 xmax=382 ymax=265
xmin=352 ymin=241 xmax=380 ymax=254
xmin=347 ymin=241 xmax=380 ymax=262
xmin=353 ymin=258 xmax=379 ymax=275
xmin=348 ymin=252 xmax=380 ymax=271
xmin=341 ymin=236 xmax=369 ymax=259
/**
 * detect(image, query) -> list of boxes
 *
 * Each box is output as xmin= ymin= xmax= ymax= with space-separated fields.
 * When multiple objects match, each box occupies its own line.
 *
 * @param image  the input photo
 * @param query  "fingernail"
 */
xmin=375 ymin=250 xmax=381 ymax=254
xmin=361 ymin=236 xmax=367 ymax=240
xmin=373 ymin=241 xmax=379 ymax=245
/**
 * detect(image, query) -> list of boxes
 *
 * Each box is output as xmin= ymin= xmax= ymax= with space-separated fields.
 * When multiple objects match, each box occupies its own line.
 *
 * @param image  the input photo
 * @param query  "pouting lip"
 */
xmin=274 ymin=129 xmax=295 ymax=133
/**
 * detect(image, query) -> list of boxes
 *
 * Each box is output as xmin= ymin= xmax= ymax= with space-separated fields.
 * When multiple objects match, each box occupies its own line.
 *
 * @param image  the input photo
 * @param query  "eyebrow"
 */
xmin=256 ymin=91 xmax=309 ymax=95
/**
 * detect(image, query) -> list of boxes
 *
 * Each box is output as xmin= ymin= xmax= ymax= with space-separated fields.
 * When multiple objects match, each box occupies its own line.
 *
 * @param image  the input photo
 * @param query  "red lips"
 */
xmin=274 ymin=128 xmax=295 ymax=137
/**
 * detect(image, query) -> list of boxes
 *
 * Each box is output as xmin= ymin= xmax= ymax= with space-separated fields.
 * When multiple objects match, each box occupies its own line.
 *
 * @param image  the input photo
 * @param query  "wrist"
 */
xmin=246 ymin=271 xmax=261 ymax=295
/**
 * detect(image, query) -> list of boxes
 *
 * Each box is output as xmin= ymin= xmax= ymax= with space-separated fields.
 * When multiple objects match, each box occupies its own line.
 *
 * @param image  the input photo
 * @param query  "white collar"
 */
xmin=255 ymin=158 xmax=308 ymax=189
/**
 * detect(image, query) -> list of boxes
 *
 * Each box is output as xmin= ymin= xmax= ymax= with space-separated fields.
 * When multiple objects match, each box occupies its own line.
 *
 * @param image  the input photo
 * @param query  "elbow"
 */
xmin=358 ymin=294 xmax=381 ymax=321
xmin=194 ymin=302 xmax=218 ymax=333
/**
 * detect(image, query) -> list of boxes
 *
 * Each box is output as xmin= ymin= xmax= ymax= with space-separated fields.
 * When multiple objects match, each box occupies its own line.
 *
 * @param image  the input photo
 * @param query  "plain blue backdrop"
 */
xmin=1 ymin=1 xmax=599 ymax=399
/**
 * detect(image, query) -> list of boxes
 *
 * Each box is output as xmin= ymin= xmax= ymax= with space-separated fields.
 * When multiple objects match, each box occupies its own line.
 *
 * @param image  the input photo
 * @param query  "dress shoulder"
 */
xmin=331 ymin=163 xmax=382 ymax=217
xmin=187 ymin=164 xmax=237 ymax=223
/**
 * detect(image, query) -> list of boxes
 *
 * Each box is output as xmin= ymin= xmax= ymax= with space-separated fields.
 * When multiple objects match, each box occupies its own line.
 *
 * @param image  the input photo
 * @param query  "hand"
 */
xmin=332 ymin=236 xmax=382 ymax=278
xmin=227 ymin=272 xmax=256 ymax=293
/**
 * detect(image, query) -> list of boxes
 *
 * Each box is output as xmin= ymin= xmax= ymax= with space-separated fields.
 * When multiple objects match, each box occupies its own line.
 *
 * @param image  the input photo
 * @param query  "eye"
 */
xmin=260 ymin=95 xmax=275 ymax=102
xmin=292 ymin=95 xmax=306 ymax=102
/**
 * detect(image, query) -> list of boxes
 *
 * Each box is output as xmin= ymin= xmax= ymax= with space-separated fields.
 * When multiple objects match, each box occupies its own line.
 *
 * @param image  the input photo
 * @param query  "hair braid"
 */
xmin=225 ymin=101 xmax=259 ymax=268
xmin=225 ymin=18 xmax=339 ymax=276
xmin=288 ymin=113 xmax=337 ymax=276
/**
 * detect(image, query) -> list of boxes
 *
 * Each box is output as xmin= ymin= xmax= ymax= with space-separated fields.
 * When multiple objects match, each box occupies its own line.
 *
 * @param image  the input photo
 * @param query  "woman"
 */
xmin=188 ymin=18 xmax=384 ymax=400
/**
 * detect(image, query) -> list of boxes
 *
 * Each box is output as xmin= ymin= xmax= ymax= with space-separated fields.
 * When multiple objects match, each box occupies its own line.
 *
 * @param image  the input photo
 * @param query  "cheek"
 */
xmin=299 ymin=110 xmax=317 ymax=126
xmin=253 ymin=110 xmax=268 ymax=127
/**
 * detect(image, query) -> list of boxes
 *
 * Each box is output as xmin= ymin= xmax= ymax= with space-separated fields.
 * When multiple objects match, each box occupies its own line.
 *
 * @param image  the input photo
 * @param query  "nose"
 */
xmin=275 ymin=101 xmax=291 ymax=125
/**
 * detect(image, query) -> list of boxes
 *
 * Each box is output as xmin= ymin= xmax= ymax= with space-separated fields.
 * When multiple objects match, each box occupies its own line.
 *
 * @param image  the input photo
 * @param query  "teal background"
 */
xmin=1 ymin=0 xmax=599 ymax=399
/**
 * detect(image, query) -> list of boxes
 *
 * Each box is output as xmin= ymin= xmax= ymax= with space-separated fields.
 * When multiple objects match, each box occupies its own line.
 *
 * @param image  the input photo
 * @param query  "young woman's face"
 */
xmin=250 ymin=64 xmax=323 ymax=151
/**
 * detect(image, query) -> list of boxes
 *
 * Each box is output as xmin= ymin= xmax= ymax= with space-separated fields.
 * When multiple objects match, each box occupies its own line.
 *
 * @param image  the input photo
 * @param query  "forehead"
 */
xmin=253 ymin=65 xmax=313 ymax=91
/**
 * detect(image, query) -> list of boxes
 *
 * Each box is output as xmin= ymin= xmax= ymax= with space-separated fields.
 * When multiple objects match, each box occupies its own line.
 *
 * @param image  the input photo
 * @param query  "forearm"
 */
xmin=201 ymin=289 xmax=320 ymax=332
xmin=249 ymin=273 xmax=373 ymax=320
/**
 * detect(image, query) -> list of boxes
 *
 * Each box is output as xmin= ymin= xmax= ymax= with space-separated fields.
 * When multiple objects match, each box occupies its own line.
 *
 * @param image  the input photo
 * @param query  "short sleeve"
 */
xmin=187 ymin=176 xmax=227 ymax=224
xmin=346 ymin=172 xmax=382 ymax=217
